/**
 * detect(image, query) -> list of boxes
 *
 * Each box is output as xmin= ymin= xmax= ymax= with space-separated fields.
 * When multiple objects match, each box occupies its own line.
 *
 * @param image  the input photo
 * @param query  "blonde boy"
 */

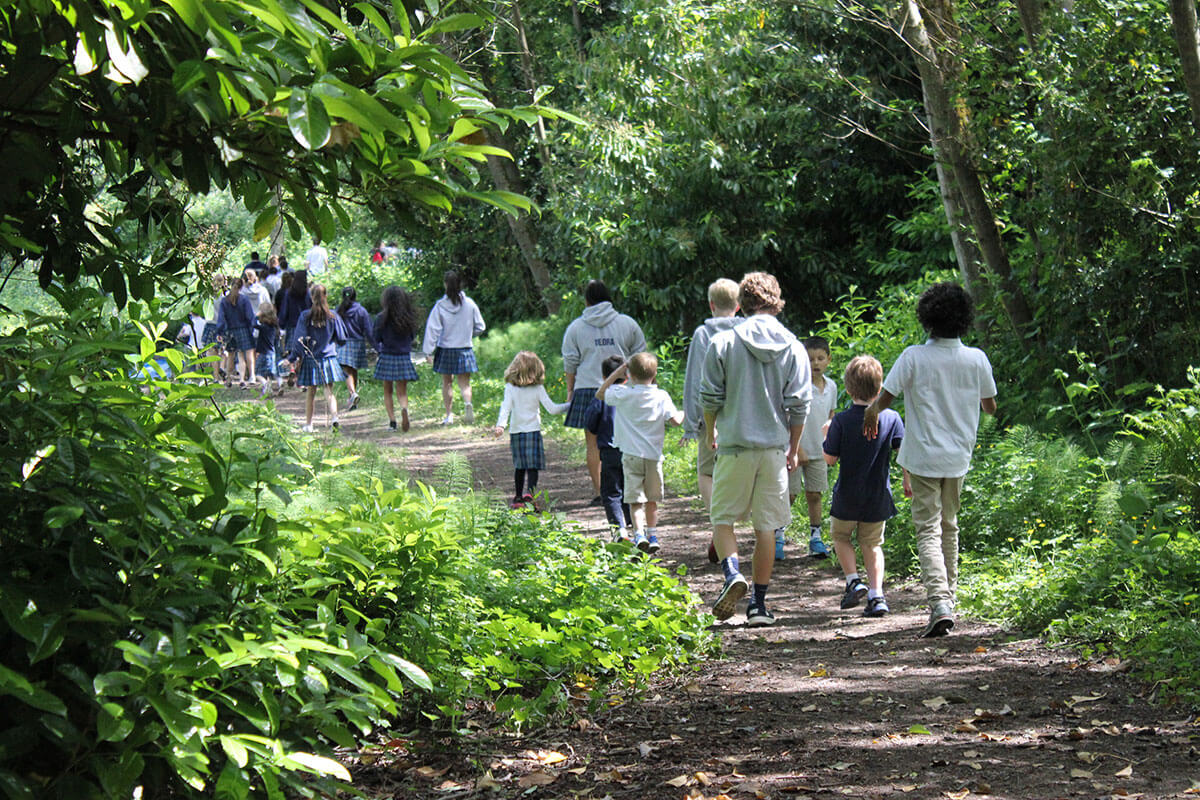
xmin=597 ymin=352 xmax=685 ymax=552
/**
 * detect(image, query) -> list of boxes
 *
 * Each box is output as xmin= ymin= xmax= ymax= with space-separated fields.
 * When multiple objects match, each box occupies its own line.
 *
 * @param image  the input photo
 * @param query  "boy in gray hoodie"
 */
xmin=700 ymin=272 xmax=811 ymax=626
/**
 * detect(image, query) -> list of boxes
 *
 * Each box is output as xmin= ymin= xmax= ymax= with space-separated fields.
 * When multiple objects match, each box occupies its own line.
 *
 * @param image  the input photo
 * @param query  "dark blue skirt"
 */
xmin=337 ymin=338 xmax=369 ymax=370
xmin=432 ymin=346 xmax=477 ymax=375
xmin=223 ymin=325 xmax=254 ymax=352
xmin=564 ymin=387 xmax=597 ymax=429
xmin=256 ymin=349 xmax=278 ymax=378
xmin=298 ymin=355 xmax=344 ymax=387
xmin=374 ymin=353 xmax=419 ymax=382
xmin=200 ymin=323 xmax=220 ymax=348
xmin=510 ymin=431 xmax=545 ymax=470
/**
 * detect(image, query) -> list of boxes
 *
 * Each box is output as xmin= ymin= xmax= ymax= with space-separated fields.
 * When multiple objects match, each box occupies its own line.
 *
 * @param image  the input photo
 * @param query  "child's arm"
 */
xmin=981 ymin=396 xmax=997 ymax=415
xmin=902 ymin=468 xmax=912 ymax=498
xmin=594 ymin=360 xmax=628 ymax=402
xmin=862 ymin=389 xmax=896 ymax=440
xmin=667 ymin=409 xmax=685 ymax=427
xmin=538 ymin=385 xmax=570 ymax=416
xmin=493 ymin=384 xmax=514 ymax=437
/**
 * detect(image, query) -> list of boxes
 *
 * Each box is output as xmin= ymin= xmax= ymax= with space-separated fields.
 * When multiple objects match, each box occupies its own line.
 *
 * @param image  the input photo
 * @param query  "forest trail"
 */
xmin=266 ymin=390 xmax=1199 ymax=800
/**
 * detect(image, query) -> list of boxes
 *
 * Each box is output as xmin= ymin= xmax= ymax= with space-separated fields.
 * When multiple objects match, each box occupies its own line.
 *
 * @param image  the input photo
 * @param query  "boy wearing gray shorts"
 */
xmin=783 ymin=336 xmax=838 ymax=560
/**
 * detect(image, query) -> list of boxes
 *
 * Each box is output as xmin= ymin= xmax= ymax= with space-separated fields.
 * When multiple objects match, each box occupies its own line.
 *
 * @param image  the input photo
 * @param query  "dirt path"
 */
xmin=267 ymin=392 xmax=1199 ymax=800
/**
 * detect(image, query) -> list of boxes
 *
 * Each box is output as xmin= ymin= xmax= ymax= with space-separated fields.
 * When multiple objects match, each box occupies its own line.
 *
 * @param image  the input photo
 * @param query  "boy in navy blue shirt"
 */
xmin=823 ymin=355 xmax=907 ymax=617
xmin=584 ymin=356 xmax=633 ymax=541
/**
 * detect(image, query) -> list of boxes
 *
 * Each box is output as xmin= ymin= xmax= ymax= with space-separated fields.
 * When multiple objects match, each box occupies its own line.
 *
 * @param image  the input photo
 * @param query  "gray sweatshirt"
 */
xmin=682 ymin=316 xmax=743 ymax=437
xmin=561 ymin=301 xmax=647 ymax=389
xmin=422 ymin=295 xmax=485 ymax=354
xmin=699 ymin=314 xmax=811 ymax=453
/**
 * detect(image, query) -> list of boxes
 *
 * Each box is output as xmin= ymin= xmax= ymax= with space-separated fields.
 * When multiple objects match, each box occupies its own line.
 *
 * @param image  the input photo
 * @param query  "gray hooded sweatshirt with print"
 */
xmin=682 ymin=316 xmax=743 ymax=437
xmin=561 ymin=301 xmax=647 ymax=389
xmin=698 ymin=313 xmax=811 ymax=453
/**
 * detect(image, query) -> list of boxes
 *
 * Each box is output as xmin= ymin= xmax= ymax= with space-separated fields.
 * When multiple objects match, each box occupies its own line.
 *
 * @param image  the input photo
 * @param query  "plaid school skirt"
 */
xmin=200 ymin=323 xmax=220 ymax=349
xmin=510 ymin=431 xmax=546 ymax=470
xmin=337 ymin=338 xmax=369 ymax=370
xmin=374 ymin=353 xmax=419 ymax=382
xmin=298 ymin=355 xmax=344 ymax=387
xmin=224 ymin=325 xmax=254 ymax=352
xmin=255 ymin=349 xmax=278 ymax=378
xmin=564 ymin=387 xmax=597 ymax=429
xmin=432 ymin=346 xmax=477 ymax=375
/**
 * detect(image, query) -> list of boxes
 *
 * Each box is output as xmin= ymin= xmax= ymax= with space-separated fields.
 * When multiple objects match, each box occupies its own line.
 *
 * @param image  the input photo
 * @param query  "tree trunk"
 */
xmin=1013 ymin=0 xmax=1043 ymax=46
xmin=571 ymin=1 xmax=585 ymax=61
xmin=899 ymin=0 xmax=1036 ymax=340
xmin=484 ymin=128 xmax=560 ymax=315
xmin=931 ymin=154 xmax=990 ymax=327
xmin=1169 ymin=0 xmax=1200 ymax=135
xmin=511 ymin=0 xmax=555 ymax=191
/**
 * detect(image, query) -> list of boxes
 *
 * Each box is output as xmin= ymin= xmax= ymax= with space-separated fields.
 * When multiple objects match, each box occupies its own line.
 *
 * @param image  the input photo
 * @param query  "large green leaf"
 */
xmin=287 ymin=90 xmax=332 ymax=150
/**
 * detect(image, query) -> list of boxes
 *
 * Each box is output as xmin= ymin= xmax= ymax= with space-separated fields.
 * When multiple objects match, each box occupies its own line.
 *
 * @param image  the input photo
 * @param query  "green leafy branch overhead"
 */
xmin=0 ymin=0 xmax=574 ymax=303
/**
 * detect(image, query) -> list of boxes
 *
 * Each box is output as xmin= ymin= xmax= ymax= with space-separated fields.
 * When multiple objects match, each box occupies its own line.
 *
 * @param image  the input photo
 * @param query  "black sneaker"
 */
xmin=712 ymin=574 xmax=748 ymax=621
xmin=863 ymin=596 xmax=890 ymax=617
xmin=840 ymin=578 xmax=868 ymax=609
xmin=746 ymin=603 xmax=775 ymax=627
xmin=707 ymin=541 xmax=718 ymax=563
xmin=348 ymin=393 xmax=359 ymax=411
xmin=589 ymin=495 xmax=603 ymax=507
xmin=922 ymin=600 xmax=955 ymax=637
xmin=389 ymin=420 xmax=398 ymax=431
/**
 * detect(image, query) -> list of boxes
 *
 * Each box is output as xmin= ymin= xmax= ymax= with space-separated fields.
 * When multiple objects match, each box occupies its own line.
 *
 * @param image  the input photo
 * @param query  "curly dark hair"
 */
xmin=917 ymin=282 xmax=974 ymax=339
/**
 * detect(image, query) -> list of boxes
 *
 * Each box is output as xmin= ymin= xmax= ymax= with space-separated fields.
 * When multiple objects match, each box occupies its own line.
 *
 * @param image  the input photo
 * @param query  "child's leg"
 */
xmin=938 ymin=477 xmax=963 ymax=597
xmin=243 ymin=349 xmax=256 ymax=383
xmin=644 ymin=501 xmax=657 ymax=528
xmin=909 ymin=473 xmax=960 ymax=605
xmin=324 ymin=383 xmax=339 ymax=421
xmin=630 ymin=502 xmax=647 ymax=532
xmin=398 ymin=380 xmax=410 ymax=430
xmin=831 ymin=518 xmax=859 ymax=577
xmin=344 ymin=366 xmax=358 ymax=400
xmin=383 ymin=381 xmax=395 ymax=422
xmin=514 ymin=468 xmax=527 ymax=499
xmin=598 ymin=449 xmax=625 ymax=528
xmin=526 ymin=468 xmax=539 ymax=492
xmin=440 ymin=373 xmax=453 ymax=416
xmin=805 ymin=491 xmax=823 ymax=526
xmin=860 ymin=522 xmax=886 ymax=594
xmin=305 ymin=386 xmax=316 ymax=425
xmin=456 ymin=373 xmax=472 ymax=406
xmin=698 ymin=425 xmax=716 ymax=510
xmin=584 ymin=432 xmax=601 ymax=495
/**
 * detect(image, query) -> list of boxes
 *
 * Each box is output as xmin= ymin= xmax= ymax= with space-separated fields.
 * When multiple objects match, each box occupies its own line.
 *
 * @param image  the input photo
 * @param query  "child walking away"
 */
xmin=596 ymin=352 xmax=685 ymax=553
xmin=215 ymin=277 xmax=257 ymax=387
xmin=584 ymin=355 xmax=634 ymax=541
xmin=824 ymin=355 xmax=906 ymax=617
xmin=423 ymin=270 xmax=486 ymax=425
xmin=373 ymin=285 xmax=420 ymax=432
xmin=493 ymin=351 xmax=569 ymax=508
xmin=783 ymin=336 xmax=838 ymax=560
xmin=336 ymin=286 xmax=372 ymax=410
xmin=282 ymin=284 xmax=346 ymax=432
xmin=254 ymin=301 xmax=284 ymax=398
xmin=864 ymin=282 xmax=996 ymax=637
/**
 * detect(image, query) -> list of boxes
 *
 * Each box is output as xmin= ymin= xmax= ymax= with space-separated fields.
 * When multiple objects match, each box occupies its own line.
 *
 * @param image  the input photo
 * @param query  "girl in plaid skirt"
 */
xmin=372 ymin=285 xmax=420 ymax=431
xmin=253 ymin=301 xmax=284 ymax=398
xmin=336 ymin=286 xmax=372 ymax=410
xmin=422 ymin=270 xmax=486 ymax=425
xmin=281 ymin=284 xmax=346 ymax=432
xmin=215 ymin=276 xmax=258 ymax=388
xmin=492 ymin=351 xmax=569 ymax=509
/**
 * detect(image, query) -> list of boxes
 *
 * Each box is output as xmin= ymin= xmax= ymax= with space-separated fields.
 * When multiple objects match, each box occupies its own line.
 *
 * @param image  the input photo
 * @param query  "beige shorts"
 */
xmin=697 ymin=426 xmax=717 ymax=477
xmin=623 ymin=454 xmax=664 ymax=503
xmin=831 ymin=517 xmax=886 ymax=549
xmin=788 ymin=457 xmax=828 ymax=495
xmin=710 ymin=448 xmax=791 ymax=531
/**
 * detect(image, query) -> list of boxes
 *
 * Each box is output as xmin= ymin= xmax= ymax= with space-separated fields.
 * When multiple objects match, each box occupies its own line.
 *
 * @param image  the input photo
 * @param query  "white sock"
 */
xmin=845 ymin=573 xmax=859 ymax=585
xmin=868 ymin=589 xmax=884 ymax=600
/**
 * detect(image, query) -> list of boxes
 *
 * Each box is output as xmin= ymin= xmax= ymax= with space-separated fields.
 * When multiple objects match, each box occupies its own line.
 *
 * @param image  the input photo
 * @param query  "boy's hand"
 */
xmin=492 ymin=425 xmax=504 ymax=438
xmin=786 ymin=445 xmax=801 ymax=472
xmin=797 ymin=445 xmax=808 ymax=462
xmin=668 ymin=410 xmax=685 ymax=427
xmin=902 ymin=468 xmax=912 ymax=499
xmin=862 ymin=406 xmax=879 ymax=440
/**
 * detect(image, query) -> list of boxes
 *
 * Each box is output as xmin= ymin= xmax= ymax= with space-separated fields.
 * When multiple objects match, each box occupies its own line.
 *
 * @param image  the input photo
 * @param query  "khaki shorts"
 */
xmin=788 ymin=457 xmax=828 ymax=495
xmin=831 ymin=517 xmax=886 ymax=549
xmin=710 ymin=448 xmax=791 ymax=531
xmin=697 ymin=426 xmax=717 ymax=477
xmin=623 ymin=454 xmax=664 ymax=503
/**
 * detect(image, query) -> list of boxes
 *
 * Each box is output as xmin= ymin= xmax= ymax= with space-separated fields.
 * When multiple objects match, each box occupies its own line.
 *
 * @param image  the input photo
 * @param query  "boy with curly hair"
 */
xmin=863 ymin=282 xmax=997 ymax=637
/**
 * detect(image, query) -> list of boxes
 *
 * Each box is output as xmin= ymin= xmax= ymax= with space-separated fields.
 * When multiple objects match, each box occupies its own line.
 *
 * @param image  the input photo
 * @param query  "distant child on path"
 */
xmin=823 ymin=355 xmax=906 ymax=617
xmin=373 ymin=285 xmax=421 ymax=432
xmin=584 ymin=355 xmax=634 ymax=541
xmin=282 ymin=284 xmax=346 ymax=432
xmin=682 ymin=278 xmax=742 ymax=562
xmin=783 ymin=336 xmax=838 ymax=560
xmin=493 ymin=351 xmax=570 ymax=508
xmin=424 ymin=270 xmax=486 ymax=426
xmin=215 ymin=277 xmax=257 ymax=387
xmin=864 ymin=282 xmax=996 ymax=637
xmin=253 ymin=301 xmax=284 ymax=398
xmin=336 ymin=286 xmax=372 ymax=411
xmin=596 ymin=352 xmax=685 ymax=553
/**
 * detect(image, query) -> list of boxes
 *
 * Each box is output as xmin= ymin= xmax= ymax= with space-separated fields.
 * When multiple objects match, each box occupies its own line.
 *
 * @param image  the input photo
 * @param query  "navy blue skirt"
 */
xmin=375 ymin=353 xmax=419 ymax=382
xmin=256 ymin=349 xmax=278 ymax=378
xmin=224 ymin=325 xmax=254 ymax=352
xmin=337 ymin=338 xmax=369 ymax=370
xmin=200 ymin=323 xmax=220 ymax=348
xmin=298 ymin=355 xmax=344 ymax=387
xmin=564 ymin=387 xmax=597 ymax=429
xmin=510 ymin=431 xmax=545 ymax=470
xmin=432 ymin=346 xmax=477 ymax=375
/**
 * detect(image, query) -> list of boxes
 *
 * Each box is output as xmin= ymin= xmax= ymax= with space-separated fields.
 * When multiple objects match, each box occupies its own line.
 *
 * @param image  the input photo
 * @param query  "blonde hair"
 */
xmin=628 ymin=351 xmax=658 ymax=382
xmin=504 ymin=351 xmax=546 ymax=387
xmin=257 ymin=301 xmax=278 ymax=327
xmin=843 ymin=355 xmax=883 ymax=402
xmin=708 ymin=278 xmax=739 ymax=313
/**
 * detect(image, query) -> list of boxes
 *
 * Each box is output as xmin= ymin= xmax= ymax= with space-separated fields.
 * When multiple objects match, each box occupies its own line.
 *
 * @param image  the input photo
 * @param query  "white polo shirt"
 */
xmin=605 ymin=383 xmax=678 ymax=461
xmin=883 ymin=338 xmax=996 ymax=478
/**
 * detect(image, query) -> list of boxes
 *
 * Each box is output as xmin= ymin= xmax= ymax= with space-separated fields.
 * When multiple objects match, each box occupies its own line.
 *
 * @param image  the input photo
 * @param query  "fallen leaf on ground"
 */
xmin=1114 ymin=765 xmax=1133 ymax=777
xmin=518 ymin=771 xmax=557 ymax=788
xmin=683 ymin=682 xmax=703 ymax=695
xmin=896 ymin=786 xmax=918 ymax=793
xmin=801 ymin=704 xmax=818 ymax=712
xmin=414 ymin=766 xmax=450 ymax=779
xmin=521 ymin=749 xmax=568 ymax=765
xmin=958 ymin=760 xmax=982 ymax=771
xmin=637 ymin=742 xmax=654 ymax=759
xmin=571 ymin=718 xmax=594 ymax=731
xmin=665 ymin=775 xmax=691 ymax=787
xmin=1070 ymin=768 xmax=1093 ymax=779
xmin=1070 ymin=693 xmax=1106 ymax=705
xmin=908 ymin=724 xmax=933 ymax=735
xmin=830 ymin=762 xmax=855 ymax=771
xmin=955 ymin=721 xmax=979 ymax=733
xmin=808 ymin=666 xmax=829 ymax=678
xmin=923 ymin=696 xmax=950 ymax=710
xmin=1076 ymin=751 xmax=1097 ymax=764
xmin=436 ymin=779 xmax=469 ymax=791
xmin=945 ymin=789 xmax=970 ymax=800
xmin=595 ymin=768 xmax=627 ymax=783
xmin=475 ymin=772 xmax=501 ymax=790
xmin=695 ymin=771 xmax=713 ymax=785
xmin=732 ymin=779 xmax=764 ymax=794
xmin=973 ymin=645 xmax=987 ymax=653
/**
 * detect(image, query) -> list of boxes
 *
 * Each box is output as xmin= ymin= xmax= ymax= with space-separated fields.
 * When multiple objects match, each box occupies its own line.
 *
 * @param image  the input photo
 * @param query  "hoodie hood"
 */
xmin=703 ymin=316 xmax=742 ymax=336
xmin=734 ymin=315 xmax=796 ymax=363
xmin=437 ymin=296 xmax=467 ymax=315
xmin=581 ymin=301 xmax=620 ymax=328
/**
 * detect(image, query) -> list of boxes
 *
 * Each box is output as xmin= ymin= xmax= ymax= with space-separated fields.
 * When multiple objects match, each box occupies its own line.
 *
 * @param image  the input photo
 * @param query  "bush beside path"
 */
xmin=269 ymin=391 xmax=1200 ymax=800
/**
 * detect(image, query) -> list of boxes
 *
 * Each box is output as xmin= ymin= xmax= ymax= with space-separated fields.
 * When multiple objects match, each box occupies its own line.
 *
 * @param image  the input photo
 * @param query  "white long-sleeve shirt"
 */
xmin=496 ymin=384 xmax=569 ymax=434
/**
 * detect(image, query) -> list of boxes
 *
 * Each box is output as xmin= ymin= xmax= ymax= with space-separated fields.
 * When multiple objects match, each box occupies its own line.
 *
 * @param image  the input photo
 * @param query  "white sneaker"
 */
xmin=463 ymin=403 xmax=474 ymax=424
xmin=301 ymin=423 xmax=314 ymax=433
xmin=440 ymin=414 xmax=453 ymax=426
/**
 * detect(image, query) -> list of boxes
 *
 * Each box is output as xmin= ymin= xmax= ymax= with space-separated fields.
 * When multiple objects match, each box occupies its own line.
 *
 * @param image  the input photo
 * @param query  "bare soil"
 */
xmin=267 ymin=390 xmax=1200 ymax=800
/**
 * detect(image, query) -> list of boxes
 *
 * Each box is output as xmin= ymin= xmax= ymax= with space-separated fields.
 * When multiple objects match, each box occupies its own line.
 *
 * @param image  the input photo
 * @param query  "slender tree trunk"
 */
xmin=900 ymin=0 xmax=1036 ymax=340
xmin=571 ymin=1 xmax=585 ymax=61
xmin=269 ymin=185 xmax=285 ymax=257
xmin=931 ymin=155 xmax=989 ymax=326
xmin=1169 ymin=0 xmax=1200 ymax=135
xmin=484 ymin=128 xmax=560 ymax=314
xmin=511 ymin=0 xmax=555 ymax=191
xmin=1013 ymin=0 xmax=1043 ymax=46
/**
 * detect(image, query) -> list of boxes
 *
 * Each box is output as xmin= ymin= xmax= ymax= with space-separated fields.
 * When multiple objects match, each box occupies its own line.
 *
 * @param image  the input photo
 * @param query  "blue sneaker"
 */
xmin=774 ymin=528 xmax=786 ymax=561
xmin=713 ymin=574 xmax=748 ymax=620
xmin=808 ymin=534 xmax=830 ymax=559
xmin=634 ymin=532 xmax=650 ymax=552
xmin=863 ymin=596 xmax=890 ymax=617
xmin=840 ymin=578 xmax=868 ymax=609
xmin=646 ymin=534 xmax=660 ymax=553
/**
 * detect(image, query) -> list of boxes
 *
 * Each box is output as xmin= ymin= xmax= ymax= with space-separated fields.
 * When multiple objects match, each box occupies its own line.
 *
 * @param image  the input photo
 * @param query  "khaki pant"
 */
xmin=908 ymin=473 xmax=965 ymax=605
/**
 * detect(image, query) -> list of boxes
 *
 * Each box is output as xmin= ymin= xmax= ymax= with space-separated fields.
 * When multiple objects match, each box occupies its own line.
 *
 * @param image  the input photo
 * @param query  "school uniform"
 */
xmin=584 ymin=395 xmax=632 ymax=530
xmin=215 ymin=292 xmax=256 ymax=352
xmin=336 ymin=301 xmax=372 ymax=370
xmin=255 ymin=323 xmax=281 ymax=378
xmin=422 ymin=294 xmax=485 ymax=374
xmin=287 ymin=310 xmax=346 ymax=387
xmin=496 ymin=384 xmax=569 ymax=470
xmin=372 ymin=318 xmax=419 ymax=382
